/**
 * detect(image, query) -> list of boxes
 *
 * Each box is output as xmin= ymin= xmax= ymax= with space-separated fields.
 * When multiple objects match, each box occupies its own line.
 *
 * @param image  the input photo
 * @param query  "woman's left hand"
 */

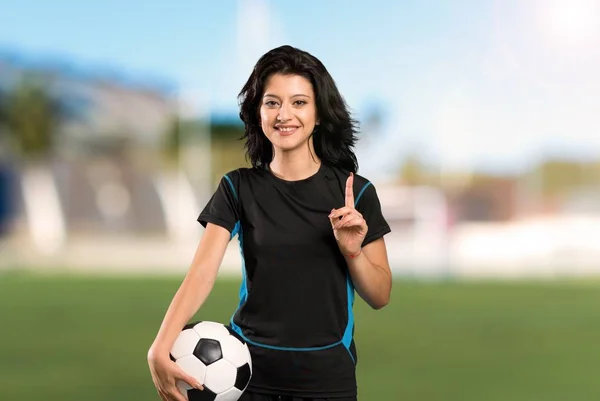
xmin=329 ymin=173 xmax=368 ymax=257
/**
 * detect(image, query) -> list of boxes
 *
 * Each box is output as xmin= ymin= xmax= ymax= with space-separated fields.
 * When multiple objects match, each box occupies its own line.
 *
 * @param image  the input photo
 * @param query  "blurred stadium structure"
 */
xmin=1 ymin=50 xmax=600 ymax=279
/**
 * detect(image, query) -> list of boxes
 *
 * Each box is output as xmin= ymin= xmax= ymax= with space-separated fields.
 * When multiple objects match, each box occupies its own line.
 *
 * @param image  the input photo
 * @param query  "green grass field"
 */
xmin=1 ymin=272 xmax=600 ymax=401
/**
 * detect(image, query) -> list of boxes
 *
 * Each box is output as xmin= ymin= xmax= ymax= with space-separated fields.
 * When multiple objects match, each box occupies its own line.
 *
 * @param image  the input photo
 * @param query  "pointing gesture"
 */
xmin=329 ymin=173 xmax=368 ymax=258
xmin=345 ymin=171 xmax=354 ymax=208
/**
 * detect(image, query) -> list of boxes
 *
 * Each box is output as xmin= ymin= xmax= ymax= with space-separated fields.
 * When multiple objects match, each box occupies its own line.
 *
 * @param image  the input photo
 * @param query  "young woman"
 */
xmin=148 ymin=45 xmax=392 ymax=401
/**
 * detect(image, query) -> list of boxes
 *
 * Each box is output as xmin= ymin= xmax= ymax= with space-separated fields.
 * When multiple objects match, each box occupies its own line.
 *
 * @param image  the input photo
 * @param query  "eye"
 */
xmin=264 ymin=100 xmax=279 ymax=107
xmin=294 ymin=100 xmax=307 ymax=106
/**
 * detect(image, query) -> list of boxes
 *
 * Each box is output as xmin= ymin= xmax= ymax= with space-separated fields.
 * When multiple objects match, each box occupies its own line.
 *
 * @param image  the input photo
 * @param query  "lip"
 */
xmin=274 ymin=126 xmax=299 ymax=136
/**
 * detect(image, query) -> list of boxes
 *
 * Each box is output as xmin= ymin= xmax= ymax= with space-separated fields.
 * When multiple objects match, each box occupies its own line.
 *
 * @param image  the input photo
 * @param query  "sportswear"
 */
xmin=198 ymin=163 xmax=391 ymax=398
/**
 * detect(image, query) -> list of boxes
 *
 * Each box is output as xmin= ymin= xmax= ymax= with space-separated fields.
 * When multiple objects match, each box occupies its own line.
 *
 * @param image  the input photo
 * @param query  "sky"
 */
xmin=1 ymin=0 xmax=599 ymax=179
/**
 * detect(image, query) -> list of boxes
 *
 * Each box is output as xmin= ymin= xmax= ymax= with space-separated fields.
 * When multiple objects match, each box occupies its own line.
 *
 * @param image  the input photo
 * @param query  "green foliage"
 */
xmin=161 ymin=116 xmax=212 ymax=164
xmin=399 ymin=154 xmax=427 ymax=185
xmin=0 ymin=90 xmax=7 ymax=127
xmin=210 ymin=121 xmax=244 ymax=143
xmin=208 ymin=120 xmax=248 ymax=183
xmin=1 ymin=274 xmax=600 ymax=401
xmin=397 ymin=153 xmax=600 ymax=203
xmin=531 ymin=159 xmax=600 ymax=197
xmin=4 ymin=76 xmax=63 ymax=158
xmin=162 ymin=114 xmax=183 ymax=162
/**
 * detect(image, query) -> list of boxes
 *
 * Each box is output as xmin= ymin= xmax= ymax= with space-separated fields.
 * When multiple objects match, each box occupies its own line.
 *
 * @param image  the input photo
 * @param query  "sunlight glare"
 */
xmin=544 ymin=0 xmax=599 ymax=44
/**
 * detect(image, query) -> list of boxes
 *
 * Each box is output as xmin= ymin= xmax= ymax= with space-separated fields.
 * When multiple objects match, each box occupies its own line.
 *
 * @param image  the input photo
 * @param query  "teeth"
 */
xmin=278 ymin=127 xmax=296 ymax=132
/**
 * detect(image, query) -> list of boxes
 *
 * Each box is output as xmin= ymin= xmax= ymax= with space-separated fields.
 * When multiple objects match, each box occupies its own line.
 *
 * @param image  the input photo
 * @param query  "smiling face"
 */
xmin=259 ymin=73 xmax=319 ymax=155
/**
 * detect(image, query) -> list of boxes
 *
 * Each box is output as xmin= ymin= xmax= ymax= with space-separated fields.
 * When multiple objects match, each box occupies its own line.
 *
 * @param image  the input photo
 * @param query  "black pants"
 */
xmin=239 ymin=391 xmax=356 ymax=401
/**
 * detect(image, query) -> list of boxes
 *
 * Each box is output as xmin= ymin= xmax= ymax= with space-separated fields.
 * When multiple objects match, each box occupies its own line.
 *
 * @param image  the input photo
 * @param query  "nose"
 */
xmin=277 ymin=102 xmax=292 ymax=122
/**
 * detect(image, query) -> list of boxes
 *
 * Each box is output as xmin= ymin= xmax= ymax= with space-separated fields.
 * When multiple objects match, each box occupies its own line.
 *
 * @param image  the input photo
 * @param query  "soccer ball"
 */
xmin=170 ymin=321 xmax=252 ymax=401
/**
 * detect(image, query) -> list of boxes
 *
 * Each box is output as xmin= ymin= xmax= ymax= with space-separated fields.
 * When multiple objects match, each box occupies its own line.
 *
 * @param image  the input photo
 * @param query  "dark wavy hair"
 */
xmin=238 ymin=45 xmax=359 ymax=173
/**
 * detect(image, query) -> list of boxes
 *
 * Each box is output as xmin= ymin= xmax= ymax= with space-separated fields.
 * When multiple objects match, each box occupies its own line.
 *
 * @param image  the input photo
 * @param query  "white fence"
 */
xmin=3 ymin=180 xmax=600 ymax=279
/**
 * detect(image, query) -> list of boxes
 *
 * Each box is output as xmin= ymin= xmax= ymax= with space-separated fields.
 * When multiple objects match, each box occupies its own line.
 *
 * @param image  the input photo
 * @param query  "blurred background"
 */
xmin=1 ymin=0 xmax=600 ymax=400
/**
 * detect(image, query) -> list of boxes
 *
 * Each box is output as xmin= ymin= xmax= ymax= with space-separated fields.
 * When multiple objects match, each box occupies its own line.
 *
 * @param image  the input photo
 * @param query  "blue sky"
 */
xmin=1 ymin=0 xmax=599 ymax=178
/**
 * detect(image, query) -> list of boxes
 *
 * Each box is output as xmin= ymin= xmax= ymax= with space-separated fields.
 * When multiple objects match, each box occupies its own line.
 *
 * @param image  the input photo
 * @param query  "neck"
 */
xmin=269 ymin=148 xmax=321 ymax=181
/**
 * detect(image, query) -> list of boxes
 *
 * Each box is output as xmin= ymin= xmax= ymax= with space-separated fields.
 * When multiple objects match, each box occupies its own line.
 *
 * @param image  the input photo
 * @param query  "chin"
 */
xmin=274 ymin=142 xmax=303 ymax=153
xmin=269 ymin=136 xmax=308 ymax=151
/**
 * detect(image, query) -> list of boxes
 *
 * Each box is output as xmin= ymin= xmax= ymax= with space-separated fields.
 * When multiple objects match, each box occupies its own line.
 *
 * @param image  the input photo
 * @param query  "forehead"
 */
xmin=263 ymin=74 xmax=314 ymax=96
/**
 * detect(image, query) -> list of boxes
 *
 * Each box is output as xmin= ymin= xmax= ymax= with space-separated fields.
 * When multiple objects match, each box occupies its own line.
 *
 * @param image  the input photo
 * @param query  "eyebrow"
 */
xmin=263 ymin=93 xmax=311 ymax=99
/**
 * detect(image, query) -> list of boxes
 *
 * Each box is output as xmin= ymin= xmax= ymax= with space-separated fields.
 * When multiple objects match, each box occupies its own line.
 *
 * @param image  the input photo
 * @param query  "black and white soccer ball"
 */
xmin=170 ymin=321 xmax=252 ymax=401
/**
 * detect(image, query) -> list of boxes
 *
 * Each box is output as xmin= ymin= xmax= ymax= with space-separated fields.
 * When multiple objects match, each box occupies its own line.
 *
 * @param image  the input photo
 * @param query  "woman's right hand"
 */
xmin=148 ymin=350 xmax=204 ymax=401
xmin=147 ymin=224 xmax=231 ymax=400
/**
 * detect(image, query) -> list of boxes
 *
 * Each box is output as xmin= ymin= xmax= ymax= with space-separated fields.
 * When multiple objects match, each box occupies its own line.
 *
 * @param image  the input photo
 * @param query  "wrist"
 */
xmin=344 ymin=248 xmax=362 ymax=259
xmin=147 ymin=344 xmax=170 ymax=361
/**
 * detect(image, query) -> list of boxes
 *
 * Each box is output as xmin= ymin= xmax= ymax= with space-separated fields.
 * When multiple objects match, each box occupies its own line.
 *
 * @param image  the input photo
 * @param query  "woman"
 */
xmin=148 ymin=45 xmax=392 ymax=401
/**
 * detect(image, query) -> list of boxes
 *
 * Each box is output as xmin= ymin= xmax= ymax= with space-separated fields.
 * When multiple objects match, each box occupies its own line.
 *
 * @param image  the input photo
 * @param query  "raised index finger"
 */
xmin=345 ymin=173 xmax=354 ymax=208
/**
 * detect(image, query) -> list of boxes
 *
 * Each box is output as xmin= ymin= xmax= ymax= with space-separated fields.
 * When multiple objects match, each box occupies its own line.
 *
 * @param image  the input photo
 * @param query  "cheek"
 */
xmin=259 ymin=109 xmax=270 ymax=132
xmin=301 ymin=110 xmax=318 ymax=130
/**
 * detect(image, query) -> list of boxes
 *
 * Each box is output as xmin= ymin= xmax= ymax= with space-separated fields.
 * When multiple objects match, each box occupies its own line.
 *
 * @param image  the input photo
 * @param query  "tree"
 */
xmin=210 ymin=120 xmax=244 ymax=143
xmin=4 ymin=76 xmax=63 ymax=160
xmin=528 ymin=159 xmax=599 ymax=197
xmin=2 ymin=75 xmax=68 ymax=253
xmin=162 ymin=112 xmax=183 ymax=164
xmin=0 ymin=88 xmax=9 ymax=146
xmin=399 ymin=153 xmax=427 ymax=186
